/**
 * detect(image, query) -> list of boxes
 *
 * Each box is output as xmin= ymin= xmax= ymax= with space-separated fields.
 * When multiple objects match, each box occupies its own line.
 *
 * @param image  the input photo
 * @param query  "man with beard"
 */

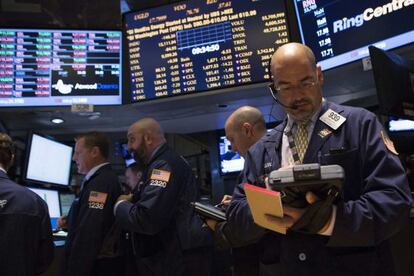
xmin=114 ymin=118 xmax=212 ymax=276
xmin=226 ymin=42 xmax=413 ymax=275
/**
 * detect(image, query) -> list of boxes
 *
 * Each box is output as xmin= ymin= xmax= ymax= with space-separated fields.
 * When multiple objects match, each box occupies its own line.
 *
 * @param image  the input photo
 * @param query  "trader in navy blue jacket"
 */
xmin=226 ymin=43 xmax=413 ymax=275
xmin=63 ymin=132 xmax=123 ymax=276
xmin=0 ymin=133 xmax=54 ymax=275
xmin=114 ymin=118 xmax=212 ymax=276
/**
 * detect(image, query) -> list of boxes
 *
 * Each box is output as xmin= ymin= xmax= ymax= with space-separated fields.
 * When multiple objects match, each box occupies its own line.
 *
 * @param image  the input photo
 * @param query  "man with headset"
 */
xmin=226 ymin=42 xmax=412 ymax=275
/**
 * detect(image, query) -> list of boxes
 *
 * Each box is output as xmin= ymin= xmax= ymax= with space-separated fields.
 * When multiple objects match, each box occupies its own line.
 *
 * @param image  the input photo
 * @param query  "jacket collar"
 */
xmin=83 ymin=163 xmax=111 ymax=186
xmin=262 ymin=101 xmax=346 ymax=164
xmin=84 ymin=162 xmax=110 ymax=182
xmin=147 ymin=143 xmax=168 ymax=165
xmin=303 ymin=101 xmax=345 ymax=162
xmin=264 ymin=118 xmax=287 ymax=155
xmin=0 ymin=170 xmax=9 ymax=180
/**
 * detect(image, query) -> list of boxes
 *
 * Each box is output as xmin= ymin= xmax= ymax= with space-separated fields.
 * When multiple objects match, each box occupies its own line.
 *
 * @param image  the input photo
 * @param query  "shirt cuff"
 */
xmin=113 ymin=200 xmax=127 ymax=216
xmin=320 ymin=205 xmax=337 ymax=236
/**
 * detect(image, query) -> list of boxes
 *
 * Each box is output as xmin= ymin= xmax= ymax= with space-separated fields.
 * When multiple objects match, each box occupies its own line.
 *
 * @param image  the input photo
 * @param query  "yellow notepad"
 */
xmin=244 ymin=183 xmax=286 ymax=234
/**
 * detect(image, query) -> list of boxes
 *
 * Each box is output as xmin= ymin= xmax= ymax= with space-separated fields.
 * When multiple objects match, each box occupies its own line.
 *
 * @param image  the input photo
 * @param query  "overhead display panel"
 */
xmin=124 ymin=0 xmax=291 ymax=103
xmin=0 ymin=28 xmax=122 ymax=107
xmin=293 ymin=0 xmax=414 ymax=70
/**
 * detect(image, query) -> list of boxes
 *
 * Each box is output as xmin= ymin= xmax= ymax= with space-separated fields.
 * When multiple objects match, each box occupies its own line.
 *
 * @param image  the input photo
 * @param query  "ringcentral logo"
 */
xmin=52 ymin=79 xmax=118 ymax=94
xmin=332 ymin=0 xmax=414 ymax=34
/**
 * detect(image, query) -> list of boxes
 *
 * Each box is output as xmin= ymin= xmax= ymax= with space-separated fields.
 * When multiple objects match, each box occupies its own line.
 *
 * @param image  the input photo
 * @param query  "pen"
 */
xmin=214 ymin=202 xmax=225 ymax=208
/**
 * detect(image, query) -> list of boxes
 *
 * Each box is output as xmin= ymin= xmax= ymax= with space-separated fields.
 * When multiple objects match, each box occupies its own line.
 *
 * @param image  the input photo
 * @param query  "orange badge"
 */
xmin=318 ymin=128 xmax=332 ymax=138
xmin=381 ymin=130 xmax=398 ymax=155
xmin=151 ymin=169 xmax=171 ymax=182
xmin=88 ymin=191 xmax=108 ymax=204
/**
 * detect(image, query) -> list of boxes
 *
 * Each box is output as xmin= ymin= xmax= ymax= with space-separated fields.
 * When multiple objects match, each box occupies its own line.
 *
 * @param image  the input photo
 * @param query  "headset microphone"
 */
xmin=269 ymin=87 xmax=299 ymax=110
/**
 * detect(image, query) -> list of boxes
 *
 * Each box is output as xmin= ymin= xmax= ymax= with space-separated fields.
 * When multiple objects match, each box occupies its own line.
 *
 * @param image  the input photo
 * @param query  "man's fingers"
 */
xmin=306 ymin=191 xmax=320 ymax=204
xmin=221 ymin=195 xmax=232 ymax=205
xmin=265 ymin=214 xmax=294 ymax=228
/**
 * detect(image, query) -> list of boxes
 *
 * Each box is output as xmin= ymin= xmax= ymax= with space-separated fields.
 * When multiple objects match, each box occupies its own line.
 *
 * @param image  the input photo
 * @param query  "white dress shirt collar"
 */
xmin=84 ymin=162 xmax=109 ymax=181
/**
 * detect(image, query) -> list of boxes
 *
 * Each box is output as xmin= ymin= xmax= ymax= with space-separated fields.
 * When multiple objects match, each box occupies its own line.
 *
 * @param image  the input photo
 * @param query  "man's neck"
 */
xmin=145 ymin=142 xmax=165 ymax=164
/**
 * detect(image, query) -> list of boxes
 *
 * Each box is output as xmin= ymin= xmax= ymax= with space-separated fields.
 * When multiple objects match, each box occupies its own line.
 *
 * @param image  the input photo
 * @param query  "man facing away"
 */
xmin=0 ymin=133 xmax=54 ymax=276
xmin=226 ymin=42 xmax=413 ymax=275
xmin=63 ymin=131 xmax=123 ymax=276
xmin=114 ymin=118 xmax=212 ymax=276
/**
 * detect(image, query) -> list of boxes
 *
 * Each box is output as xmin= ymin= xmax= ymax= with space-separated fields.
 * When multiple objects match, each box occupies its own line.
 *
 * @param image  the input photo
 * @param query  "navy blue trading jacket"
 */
xmin=0 ymin=170 xmax=54 ymax=275
xmin=63 ymin=164 xmax=122 ymax=276
xmin=227 ymin=101 xmax=413 ymax=276
xmin=115 ymin=143 xmax=212 ymax=276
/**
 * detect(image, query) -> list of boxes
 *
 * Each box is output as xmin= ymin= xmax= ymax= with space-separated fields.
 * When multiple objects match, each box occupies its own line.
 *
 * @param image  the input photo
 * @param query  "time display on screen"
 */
xmin=124 ymin=0 xmax=290 ymax=102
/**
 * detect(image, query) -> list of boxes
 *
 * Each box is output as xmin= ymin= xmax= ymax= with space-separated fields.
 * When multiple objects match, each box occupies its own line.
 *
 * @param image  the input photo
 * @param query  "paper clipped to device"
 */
xmin=244 ymin=183 xmax=286 ymax=234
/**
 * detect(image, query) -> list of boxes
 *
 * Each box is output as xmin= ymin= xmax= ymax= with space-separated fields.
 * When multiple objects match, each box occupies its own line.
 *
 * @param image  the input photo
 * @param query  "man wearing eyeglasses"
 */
xmin=226 ymin=42 xmax=412 ymax=275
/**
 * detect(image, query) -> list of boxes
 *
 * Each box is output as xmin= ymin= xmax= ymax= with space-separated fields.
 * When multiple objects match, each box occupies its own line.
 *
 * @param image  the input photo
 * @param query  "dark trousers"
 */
xmin=92 ymin=256 xmax=125 ymax=276
xmin=232 ymin=244 xmax=260 ymax=276
xmin=183 ymin=246 xmax=213 ymax=276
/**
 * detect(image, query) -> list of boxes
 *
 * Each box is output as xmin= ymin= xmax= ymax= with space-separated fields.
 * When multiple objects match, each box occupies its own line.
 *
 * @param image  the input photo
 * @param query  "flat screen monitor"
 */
xmin=59 ymin=193 xmax=76 ymax=216
xmin=219 ymin=129 xmax=273 ymax=175
xmin=369 ymin=46 xmax=414 ymax=120
xmin=120 ymin=143 xmax=136 ymax=167
xmin=388 ymin=116 xmax=414 ymax=133
xmin=124 ymin=0 xmax=291 ymax=103
xmin=28 ymin=187 xmax=61 ymax=230
xmin=24 ymin=133 xmax=73 ymax=186
xmin=0 ymin=28 xmax=122 ymax=106
xmin=219 ymin=134 xmax=245 ymax=174
xmin=292 ymin=0 xmax=414 ymax=70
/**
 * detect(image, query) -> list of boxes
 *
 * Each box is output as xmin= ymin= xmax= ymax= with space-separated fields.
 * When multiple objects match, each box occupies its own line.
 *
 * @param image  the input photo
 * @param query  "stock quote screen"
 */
xmin=0 ymin=29 xmax=122 ymax=107
xmin=124 ymin=0 xmax=290 ymax=103
xmin=293 ymin=0 xmax=414 ymax=70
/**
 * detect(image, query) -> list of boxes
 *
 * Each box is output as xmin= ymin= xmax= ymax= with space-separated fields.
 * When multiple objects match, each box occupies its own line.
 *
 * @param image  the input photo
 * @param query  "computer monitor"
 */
xmin=369 ymin=46 xmax=414 ymax=120
xmin=120 ymin=143 xmax=135 ymax=167
xmin=388 ymin=116 xmax=414 ymax=133
xmin=59 ymin=193 xmax=76 ymax=216
xmin=292 ymin=0 xmax=414 ymax=70
xmin=219 ymin=134 xmax=244 ymax=174
xmin=123 ymin=0 xmax=291 ymax=103
xmin=219 ymin=129 xmax=273 ymax=175
xmin=28 ymin=187 xmax=61 ymax=230
xmin=24 ymin=133 xmax=73 ymax=186
xmin=0 ymin=28 xmax=122 ymax=106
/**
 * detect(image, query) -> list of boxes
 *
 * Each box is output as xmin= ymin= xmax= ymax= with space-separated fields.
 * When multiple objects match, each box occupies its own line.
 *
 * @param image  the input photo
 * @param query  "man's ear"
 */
xmin=242 ymin=122 xmax=253 ymax=137
xmin=317 ymin=65 xmax=324 ymax=85
xmin=91 ymin=146 xmax=100 ymax=158
xmin=143 ymin=133 xmax=152 ymax=145
xmin=7 ymin=153 xmax=15 ymax=170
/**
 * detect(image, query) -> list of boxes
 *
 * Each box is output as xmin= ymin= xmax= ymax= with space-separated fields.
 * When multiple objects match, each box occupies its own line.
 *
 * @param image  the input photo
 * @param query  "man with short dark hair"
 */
xmin=0 ymin=133 xmax=54 ymax=275
xmin=63 ymin=131 xmax=123 ymax=276
xmin=227 ymin=43 xmax=413 ymax=275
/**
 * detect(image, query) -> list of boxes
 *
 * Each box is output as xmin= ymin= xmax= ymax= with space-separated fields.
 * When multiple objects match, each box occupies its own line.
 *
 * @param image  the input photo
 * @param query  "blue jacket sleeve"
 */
xmin=226 ymin=149 xmax=268 ymax=245
xmin=328 ymin=111 xmax=413 ymax=247
xmin=115 ymin=161 xmax=181 ymax=235
xmin=35 ymin=199 xmax=54 ymax=275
